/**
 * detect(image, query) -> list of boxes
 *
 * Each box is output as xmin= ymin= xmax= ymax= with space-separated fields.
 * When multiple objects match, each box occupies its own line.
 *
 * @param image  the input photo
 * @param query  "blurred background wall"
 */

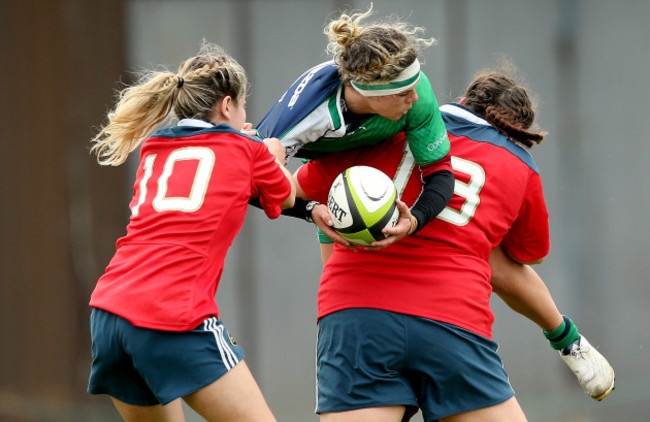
xmin=1 ymin=0 xmax=648 ymax=421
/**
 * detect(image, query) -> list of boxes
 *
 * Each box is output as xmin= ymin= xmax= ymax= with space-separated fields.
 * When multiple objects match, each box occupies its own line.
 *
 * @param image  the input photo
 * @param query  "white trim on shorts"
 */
xmin=203 ymin=317 xmax=240 ymax=370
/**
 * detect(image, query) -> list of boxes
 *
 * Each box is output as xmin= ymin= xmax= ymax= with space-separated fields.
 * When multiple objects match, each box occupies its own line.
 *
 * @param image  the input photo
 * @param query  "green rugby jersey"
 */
xmin=257 ymin=62 xmax=450 ymax=166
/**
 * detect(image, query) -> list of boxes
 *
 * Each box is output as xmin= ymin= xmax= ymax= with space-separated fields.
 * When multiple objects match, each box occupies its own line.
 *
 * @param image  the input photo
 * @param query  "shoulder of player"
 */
xmin=256 ymin=62 xmax=342 ymax=140
xmin=154 ymin=124 xmax=259 ymax=141
xmin=146 ymin=125 xmax=265 ymax=158
xmin=410 ymin=73 xmax=438 ymax=114
xmin=286 ymin=62 xmax=342 ymax=106
xmin=414 ymin=71 xmax=435 ymax=97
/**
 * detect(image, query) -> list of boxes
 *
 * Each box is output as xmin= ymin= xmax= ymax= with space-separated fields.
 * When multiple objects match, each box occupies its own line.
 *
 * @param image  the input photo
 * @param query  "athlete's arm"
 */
xmin=263 ymin=137 xmax=296 ymax=209
xmin=399 ymin=74 xmax=455 ymax=234
xmin=408 ymin=166 xmax=455 ymax=234
xmin=489 ymin=245 xmax=560 ymax=331
xmin=377 ymin=157 xmax=454 ymax=241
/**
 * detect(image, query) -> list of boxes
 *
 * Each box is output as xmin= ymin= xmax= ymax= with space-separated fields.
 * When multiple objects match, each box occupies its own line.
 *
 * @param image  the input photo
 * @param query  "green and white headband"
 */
xmin=350 ymin=58 xmax=421 ymax=97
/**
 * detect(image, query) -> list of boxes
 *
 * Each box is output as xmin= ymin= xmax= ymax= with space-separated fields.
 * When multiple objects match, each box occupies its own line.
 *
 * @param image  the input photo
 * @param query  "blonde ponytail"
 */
xmin=91 ymin=41 xmax=247 ymax=166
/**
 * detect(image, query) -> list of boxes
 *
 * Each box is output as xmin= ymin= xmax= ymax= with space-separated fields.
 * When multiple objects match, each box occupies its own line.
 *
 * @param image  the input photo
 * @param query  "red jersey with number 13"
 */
xmin=90 ymin=120 xmax=292 ymax=331
xmin=298 ymin=103 xmax=549 ymax=338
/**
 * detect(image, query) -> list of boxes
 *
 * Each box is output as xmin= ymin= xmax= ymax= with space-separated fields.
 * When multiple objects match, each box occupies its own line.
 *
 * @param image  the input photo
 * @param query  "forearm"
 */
xmin=249 ymin=196 xmax=317 ymax=222
xmin=489 ymin=246 xmax=563 ymax=331
xmin=279 ymin=165 xmax=297 ymax=210
xmin=409 ymin=169 xmax=454 ymax=234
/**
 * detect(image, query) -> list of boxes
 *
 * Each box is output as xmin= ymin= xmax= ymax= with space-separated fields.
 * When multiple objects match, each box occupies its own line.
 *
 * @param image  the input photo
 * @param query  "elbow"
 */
xmin=281 ymin=181 xmax=297 ymax=210
xmin=281 ymin=193 xmax=296 ymax=210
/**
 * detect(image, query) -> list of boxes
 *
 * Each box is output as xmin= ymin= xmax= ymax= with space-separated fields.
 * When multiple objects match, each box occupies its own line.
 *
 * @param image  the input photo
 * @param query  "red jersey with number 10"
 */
xmin=90 ymin=120 xmax=292 ymax=331
xmin=297 ymin=103 xmax=549 ymax=338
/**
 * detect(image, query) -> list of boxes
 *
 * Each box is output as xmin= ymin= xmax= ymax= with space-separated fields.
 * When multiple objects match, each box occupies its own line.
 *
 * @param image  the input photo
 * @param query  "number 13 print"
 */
xmin=393 ymin=146 xmax=486 ymax=227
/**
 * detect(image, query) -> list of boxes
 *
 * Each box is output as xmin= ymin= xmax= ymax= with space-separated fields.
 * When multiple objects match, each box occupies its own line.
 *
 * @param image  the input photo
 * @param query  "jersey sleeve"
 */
xmin=419 ymin=150 xmax=453 ymax=177
xmin=250 ymin=143 xmax=293 ymax=219
xmin=500 ymin=172 xmax=550 ymax=262
xmin=255 ymin=62 xmax=342 ymax=151
xmin=404 ymin=72 xmax=451 ymax=168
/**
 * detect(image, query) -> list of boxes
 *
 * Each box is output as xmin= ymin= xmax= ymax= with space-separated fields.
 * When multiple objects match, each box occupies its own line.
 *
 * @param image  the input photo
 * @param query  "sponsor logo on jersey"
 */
xmin=288 ymin=68 xmax=319 ymax=108
xmin=427 ymin=133 xmax=449 ymax=151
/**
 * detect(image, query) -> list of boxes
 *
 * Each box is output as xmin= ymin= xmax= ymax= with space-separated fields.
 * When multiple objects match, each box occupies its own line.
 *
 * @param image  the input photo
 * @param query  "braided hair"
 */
xmin=463 ymin=72 xmax=545 ymax=148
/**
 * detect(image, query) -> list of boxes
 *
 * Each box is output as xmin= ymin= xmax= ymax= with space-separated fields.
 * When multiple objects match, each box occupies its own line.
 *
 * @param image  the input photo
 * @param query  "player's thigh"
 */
xmin=439 ymin=396 xmax=526 ymax=422
xmin=405 ymin=317 xmax=515 ymax=420
xmin=320 ymin=405 xmax=405 ymax=422
xmin=111 ymin=397 xmax=184 ymax=422
xmin=316 ymin=309 xmax=417 ymax=415
xmin=183 ymin=360 xmax=276 ymax=422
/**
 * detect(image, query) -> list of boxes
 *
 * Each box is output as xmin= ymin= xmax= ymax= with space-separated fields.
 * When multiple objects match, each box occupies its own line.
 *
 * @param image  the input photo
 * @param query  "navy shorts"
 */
xmin=87 ymin=308 xmax=245 ymax=405
xmin=316 ymin=308 xmax=514 ymax=421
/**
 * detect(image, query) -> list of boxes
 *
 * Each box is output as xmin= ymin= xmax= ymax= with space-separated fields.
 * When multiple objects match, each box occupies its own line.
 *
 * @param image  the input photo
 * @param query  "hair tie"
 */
xmin=177 ymin=76 xmax=184 ymax=89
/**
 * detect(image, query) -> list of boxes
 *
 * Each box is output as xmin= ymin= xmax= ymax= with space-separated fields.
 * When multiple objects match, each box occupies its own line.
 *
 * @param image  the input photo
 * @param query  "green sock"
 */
xmin=543 ymin=315 xmax=580 ymax=350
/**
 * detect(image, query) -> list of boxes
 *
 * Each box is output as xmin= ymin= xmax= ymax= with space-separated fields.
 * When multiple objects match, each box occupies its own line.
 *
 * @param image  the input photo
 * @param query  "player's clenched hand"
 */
xmin=366 ymin=200 xmax=413 ymax=250
xmin=311 ymin=204 xmax=358 ymax=252
xmin=240 ymin=122 xmax=258 ymax=137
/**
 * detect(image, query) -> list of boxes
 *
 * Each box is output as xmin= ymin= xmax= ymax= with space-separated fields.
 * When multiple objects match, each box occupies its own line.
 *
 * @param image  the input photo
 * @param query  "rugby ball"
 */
xmin=327 ymin=166 xmax=399 ymax=246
